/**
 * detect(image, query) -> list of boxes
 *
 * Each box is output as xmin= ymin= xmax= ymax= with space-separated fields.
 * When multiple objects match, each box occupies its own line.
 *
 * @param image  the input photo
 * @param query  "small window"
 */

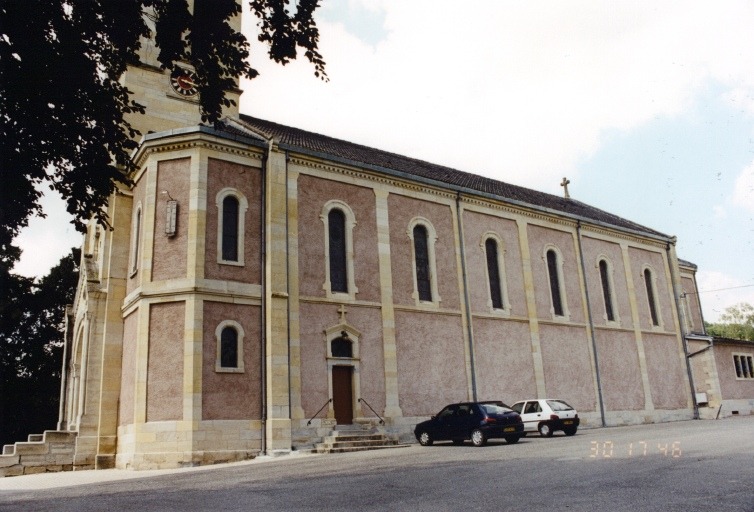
xmin=220 ymin=327 xmax=238 ymax=368
xmin=331 ymin=332 xmax=353 ymax=358
xmin=546 ymin=249 xmax=564 ymax=316
xmin=599 ymin=259 xmax=615 ymax=322
xmin=485 ymin=238 xmax=503 ymax=310
xmin=328 ymin=209 xmax=347 ymax=293
xmin=644 ymin=268 xmax=659 ymax=326
xmin=215 ymin=320 xmax=245 ymax=373
xmin=413 ymin=224 xmax=432 ymax=302
xmin=734 ymin=354 xmax=754 ymax=380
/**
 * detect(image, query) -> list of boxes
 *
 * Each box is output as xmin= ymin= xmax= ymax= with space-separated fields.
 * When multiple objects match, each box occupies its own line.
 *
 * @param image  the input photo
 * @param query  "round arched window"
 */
xmin=331 ymin=331 xmax=353 ymax=358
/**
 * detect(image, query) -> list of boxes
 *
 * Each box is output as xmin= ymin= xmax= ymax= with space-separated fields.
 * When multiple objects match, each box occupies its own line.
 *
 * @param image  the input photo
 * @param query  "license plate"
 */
xmin=504 ymin=427 xmax=515 ymax=432
xmin=563 ymin=420 xmax=573 ymax=425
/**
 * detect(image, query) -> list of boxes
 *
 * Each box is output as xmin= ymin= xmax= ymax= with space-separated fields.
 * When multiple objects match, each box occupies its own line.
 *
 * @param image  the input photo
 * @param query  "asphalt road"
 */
xmin=1 ymin=416 xmax=753 ymax=511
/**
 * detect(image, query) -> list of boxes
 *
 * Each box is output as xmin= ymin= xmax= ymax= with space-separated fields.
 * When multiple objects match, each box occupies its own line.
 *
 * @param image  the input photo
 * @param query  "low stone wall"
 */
xmin=0 ymin=431 xmax=79 ymax=477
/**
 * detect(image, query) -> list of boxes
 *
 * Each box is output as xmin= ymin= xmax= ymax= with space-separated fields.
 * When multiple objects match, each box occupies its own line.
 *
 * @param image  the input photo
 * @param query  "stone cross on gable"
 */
xmin=338 ymin=304 xmax=348 ymax=324
xmin=560 ymin=177 xmax=571 ymax=199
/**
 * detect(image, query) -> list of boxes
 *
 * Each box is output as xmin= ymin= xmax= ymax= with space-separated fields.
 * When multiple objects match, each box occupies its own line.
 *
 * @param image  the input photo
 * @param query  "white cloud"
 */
xmin=732 ymin=160 xmax=754 ymax=212
xmin=241 ymin=0 xmax=754 ymax=194
xmin=712 ymin=205 xmax=727 ymax=219
xmin=696 ymin=270 xmax=754 ymax=323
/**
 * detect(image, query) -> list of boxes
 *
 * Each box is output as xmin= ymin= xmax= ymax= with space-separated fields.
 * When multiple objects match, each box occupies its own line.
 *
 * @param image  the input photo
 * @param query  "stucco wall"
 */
xmin=298 ymin=302 xmax=386 ymax=419
xmin=627 ymin=247 xmax=673 ymax=332
xmin=594 ymin=328 xmax=644 ymax=410
xmin=388 ymin=194 xmax=460 ymax=309
xmin=297 ymin=174 xmax=381 ymax=302
xmin=204 ymin=158 xmax=262 ymax=283
xmin=146 ymin=302 xmax=185 ymax=422
xmin=680 ymin=275 xmax=704 ymax=333
xmin=643 ymin=333 xmax=688 ymax=409
xmin=395 ymin=311 xmax=467 ymax=416
xmin=473 ymin=318 xmax=537 ymax=402
xmin=152 ymin=158 xmax=190 ymax=281
xmin=202 ymin=301 xmax=262 ymax=420
xmin=119 ymin=310 xmax=138 ymax=426
xmin=539 ymin=324 xmax=597 ymax=412
xmin=714 ymin=344 xmax=754 ymax=400
xmin=462 ymin=211 xmax=527 ymax=317
xmin=527 ymin=224 xmax=584 ymax=324
xmin=580 ymin=236 xmax=633 ymax=329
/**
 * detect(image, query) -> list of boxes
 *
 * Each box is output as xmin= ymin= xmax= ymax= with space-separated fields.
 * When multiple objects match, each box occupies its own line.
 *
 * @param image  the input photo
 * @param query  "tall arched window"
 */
xmin=130 ymin=205 xmax=142 ymax=275
xmin=222 ymin=195 xmax=239 ymax=262
xmin=485 ymin=238 xmax=503 ymax=310
xmin=644 ymin=268 xmax=660 ymax=326
xmin=216 ymin=188 xmax=248 ymax=266
xmin=413 ymin=224 xmax=432 ymax=302
xmin=328 ymin=209 xmax=347 ymax=293
xmin=599 ymin=259 xmax=615 ymax=322
xmin=220 ymin=327 xmax=238 ymax=368
xmin=546 ymin=249 xmax=564 ymax=317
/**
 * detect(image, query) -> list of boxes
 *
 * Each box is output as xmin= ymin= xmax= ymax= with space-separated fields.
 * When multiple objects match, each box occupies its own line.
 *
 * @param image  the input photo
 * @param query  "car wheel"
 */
xmin=418 ymin=431 xmax=433 ymax=446
xmin=504 ymin=435 xmax=520 ymax=444
xmin=451 ymin=439 xmax=464 ymax=445
xmin=564 ymin=427 xmax=577 ymax=436
xmin=538 ymin=423 xmax=553 ymax=437
xmin=471 ymin=429 xmax=487 ymax=447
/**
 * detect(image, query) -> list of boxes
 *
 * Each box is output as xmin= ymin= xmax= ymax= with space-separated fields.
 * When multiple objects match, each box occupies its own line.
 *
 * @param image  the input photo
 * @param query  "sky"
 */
xmin=13 ymin=0 xmax=754 ymax=323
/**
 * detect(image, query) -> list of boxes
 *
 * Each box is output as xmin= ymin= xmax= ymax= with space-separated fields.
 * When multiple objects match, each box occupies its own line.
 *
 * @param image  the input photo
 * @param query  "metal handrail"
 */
xmin=358 ymin=398 xmax=385 ymax=425
xmin=307 ymin=398 xmax=332 ymax=426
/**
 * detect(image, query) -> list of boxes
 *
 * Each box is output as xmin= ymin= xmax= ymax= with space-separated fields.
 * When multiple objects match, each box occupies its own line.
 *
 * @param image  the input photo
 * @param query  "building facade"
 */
xmin=50 ymin=10 xmax=732 ymax=472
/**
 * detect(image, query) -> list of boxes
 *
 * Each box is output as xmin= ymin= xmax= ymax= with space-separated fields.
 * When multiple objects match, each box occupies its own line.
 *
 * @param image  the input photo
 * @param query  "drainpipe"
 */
xmin=667 ymin=241 xmax=700 ymax=420
xmin=455 ymin=192 xmax=477 ymax=401
xmin=260 ymin=137 xmax=272 ymax=455
xmin=576 ymin=221 xmax=606 ymax=427
xmin=285 ymin=150 xmax=292 ymax=421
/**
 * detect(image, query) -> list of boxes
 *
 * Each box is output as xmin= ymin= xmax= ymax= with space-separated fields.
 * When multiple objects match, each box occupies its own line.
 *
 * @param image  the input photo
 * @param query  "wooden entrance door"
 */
xmin=332 ymin=366 xmax=353 ymax=424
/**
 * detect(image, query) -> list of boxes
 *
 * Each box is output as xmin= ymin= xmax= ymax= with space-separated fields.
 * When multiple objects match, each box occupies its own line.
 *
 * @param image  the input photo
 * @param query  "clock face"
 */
xmin=170 ymin=67 xmax=198 ymax=97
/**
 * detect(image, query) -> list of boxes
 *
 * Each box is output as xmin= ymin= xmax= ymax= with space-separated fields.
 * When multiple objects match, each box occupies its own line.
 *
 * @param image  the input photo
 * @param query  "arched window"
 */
xmin=222 ymin=196 xmax=239 ymax=262
xmin=215 ymin=320 xmax=245 ymax=373
xmin=599 ymin=259 xmax=615 ymax=322
xmin=216 ymin=189 xmax=248 ymax=266
xmin=644 ymin=268 xmax=660 ymax=326
xmin=331 ymin=331 xmax=353 ymax=358
xmin=546 ymin=249 xmax=564 ymax=317
xmin=321 ymin=200 xmax=358 ymax=299
xmin=328 ymin=209 xmax=347 ymax=293
xmin=130 ymin=205 xmax=142 ymax=275
xmin=413 ymin=224 xmax=432 ymax=302
xmin=485 ymin=238 xmax=503 ymax=310
xmin=220 ymin=327 xmax=238 ymax=368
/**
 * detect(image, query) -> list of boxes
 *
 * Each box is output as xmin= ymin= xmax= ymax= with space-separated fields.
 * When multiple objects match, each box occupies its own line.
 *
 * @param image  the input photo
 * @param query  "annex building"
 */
xmin=3 ymin=7 xmax=751 ymax=477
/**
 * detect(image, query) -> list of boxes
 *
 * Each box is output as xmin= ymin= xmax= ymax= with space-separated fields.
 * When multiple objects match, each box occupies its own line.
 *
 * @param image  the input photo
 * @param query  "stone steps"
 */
xmin=314 ymin=425 xmax=410 ymax=454
xmin=1 ymin=431 xmax=77 ymax=477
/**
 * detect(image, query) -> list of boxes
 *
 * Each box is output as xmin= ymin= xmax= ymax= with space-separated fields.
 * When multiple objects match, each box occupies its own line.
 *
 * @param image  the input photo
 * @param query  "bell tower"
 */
xmin=121 ymin=3 xmax=242 ymax=137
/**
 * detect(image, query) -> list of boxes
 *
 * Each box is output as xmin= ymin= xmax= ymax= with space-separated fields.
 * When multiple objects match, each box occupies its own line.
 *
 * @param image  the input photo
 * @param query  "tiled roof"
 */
xmin=233 ymin=114 xmax=670 ymax=239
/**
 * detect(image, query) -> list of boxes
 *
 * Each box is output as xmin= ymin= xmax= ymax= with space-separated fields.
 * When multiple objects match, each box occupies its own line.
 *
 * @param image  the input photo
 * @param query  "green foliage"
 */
xmin=0 ymin=0 xmax=326 ymax=265
xmin=0 ymin=248 xmax=80 ymax=446
xmin=705 ymin=302 xmax=754 ymax=341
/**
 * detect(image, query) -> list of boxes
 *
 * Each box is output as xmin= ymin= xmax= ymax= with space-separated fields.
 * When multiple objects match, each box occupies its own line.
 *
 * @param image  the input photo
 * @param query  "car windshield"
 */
xmin=481 ymin=403 xmax=512 ymax=415
xmin=547 ymin=400 xmax=574 ymax=411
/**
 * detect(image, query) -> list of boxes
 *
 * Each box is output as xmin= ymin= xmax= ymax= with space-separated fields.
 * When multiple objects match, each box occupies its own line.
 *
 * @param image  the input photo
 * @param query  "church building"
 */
xmin=38 ymin=8 xmax=739 ymax=472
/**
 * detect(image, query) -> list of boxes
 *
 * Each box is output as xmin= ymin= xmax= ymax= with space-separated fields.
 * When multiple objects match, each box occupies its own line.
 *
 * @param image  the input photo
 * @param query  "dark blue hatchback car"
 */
xmin=414 ymin=402 xmax=524 ymax=447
